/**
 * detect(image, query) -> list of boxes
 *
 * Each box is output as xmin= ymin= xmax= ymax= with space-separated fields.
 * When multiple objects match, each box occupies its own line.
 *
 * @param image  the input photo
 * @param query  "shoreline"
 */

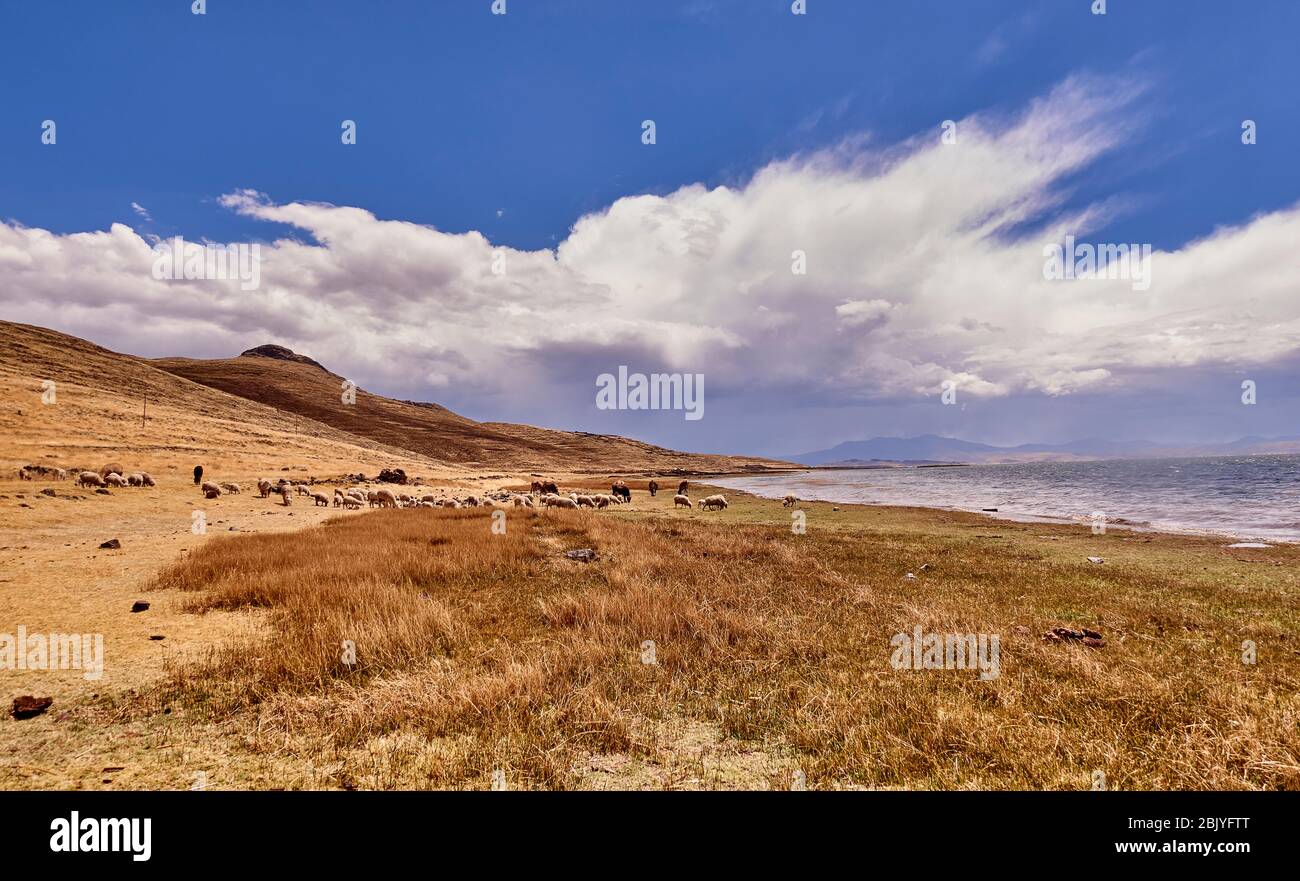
xmin=709 ymin=469 xmax=1297 ymax=546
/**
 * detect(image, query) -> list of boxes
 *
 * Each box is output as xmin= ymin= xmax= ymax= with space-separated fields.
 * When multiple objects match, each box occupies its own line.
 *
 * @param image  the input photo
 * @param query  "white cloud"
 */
xmin=3 ymin=75 xmax=1299 ymax=420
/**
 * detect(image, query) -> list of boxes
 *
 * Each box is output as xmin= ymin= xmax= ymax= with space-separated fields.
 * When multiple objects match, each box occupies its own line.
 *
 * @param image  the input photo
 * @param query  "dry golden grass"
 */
xmin=120 ymin=491 xmax=1299 ymax=791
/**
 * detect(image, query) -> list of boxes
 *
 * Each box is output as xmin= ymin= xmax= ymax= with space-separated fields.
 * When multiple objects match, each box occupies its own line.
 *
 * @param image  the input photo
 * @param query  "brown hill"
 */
xmin=153 ymin=347 xmax=784 ymax=474
xmin=0 ymin=320 xmax=450 ymax=480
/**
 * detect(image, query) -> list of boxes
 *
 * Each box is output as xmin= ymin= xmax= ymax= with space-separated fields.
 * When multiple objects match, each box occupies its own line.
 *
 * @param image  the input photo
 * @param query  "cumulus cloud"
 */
xmin=2 ymin=75 xmax=1299 ymax=429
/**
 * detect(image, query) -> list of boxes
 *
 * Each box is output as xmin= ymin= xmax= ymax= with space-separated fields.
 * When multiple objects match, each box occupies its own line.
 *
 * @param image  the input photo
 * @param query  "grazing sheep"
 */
xmin=576 ymin=495 xmax=596 ymax=508
xmin=375 ymin=488 xmax=399 ymax=508
xmin=700 ymin=494 xmax=728 ymax=511
xmin=55 ymin=468 xmax=68 ymax=481
xmin=99 ymin=462 xmax=125 ymax=479
xmin=782 ymin=495 xmax=797 ymax=508
xmin=105 ymin=473 xmax=128 ymax=487
xmin=648 ymin=479 xmax=659 ymax=497
xmin=673 ymin=494 xmax=693 ymax=509
xmin=311 ymin=491 xmax=331 ymax=507
xmin=341 ymin=495 xmax=362 ymax=509
xmin=203 ymin=487 xmax=222 ymax=500
xmin=544 ymin=495 xmax=578 ymax=509
xmin=221 ymin=482 xmax=242 ymax=494
xmin=77 ymin=470 xmax=106 ymax=488
xmin=421 ymin=494 xmax=438 ymax=504
xmin=540 ymin=480 xmax=559 ymax=495
xmin=462 ymin=496 xmax=480 ymax=507
xmin=279 ymin=486 xmax=292 ymax=505
xmin=140 ymin=472 xmax=155 ymax=487
xmin=595 ymin=496 xmax=610 ymax=509
xmin=257 ymin=478 xmax=273 ymax=498
xmin=296 ymin=484 xmax=311 ymax=497
xmin=126 ymin=473 xmax=143 ymax=487
xmin=420 ymin=501 xmax=436 ymax=508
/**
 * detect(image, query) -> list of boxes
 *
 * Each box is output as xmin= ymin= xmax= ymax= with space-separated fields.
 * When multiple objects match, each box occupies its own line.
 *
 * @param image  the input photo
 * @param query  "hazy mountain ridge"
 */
xmin=790 ymin=433 xmax=1300 ymax=465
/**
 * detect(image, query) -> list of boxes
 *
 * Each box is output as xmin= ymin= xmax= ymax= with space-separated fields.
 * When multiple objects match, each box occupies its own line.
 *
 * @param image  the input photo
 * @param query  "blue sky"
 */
xmin=2 ymin=1 xmax=1298 ymax=456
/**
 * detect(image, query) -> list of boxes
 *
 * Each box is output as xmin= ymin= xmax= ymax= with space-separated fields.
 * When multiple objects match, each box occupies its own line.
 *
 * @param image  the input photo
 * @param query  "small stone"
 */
xmin=40 ymin=488 xmax=55 ymax=497
xmin=99 ymin=538 xmax=121 ymax=549
xmin=1086 ymin=556 xmax=1104 ymax=564
xmin=565 ymin=548 xmax=598 ymax=563
xmin=131 ymin=601 xmax=150 ymax=613
xmin=149 ymin=635 xmax=165 ymax=641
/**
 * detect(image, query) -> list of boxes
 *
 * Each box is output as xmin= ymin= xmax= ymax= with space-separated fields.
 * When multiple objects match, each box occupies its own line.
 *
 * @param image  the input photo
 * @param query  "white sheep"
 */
xmin=140 ymin=472 xmax=155 ymax=487
xmin=221 ymin=482 xmax=242 ymax=494
xmin=55 ymin=468 xmax=68 ymax=481
xmin=673 ymin=494 xmax=693 ymax=509
xmin=105 ymin=473 xmax=128 ymax=487
xmin=77 ymin=470 xmax=105 ymax=488
xmin=201 ymin=481 xmax=223 ymax=499
xmin=700 ymin=494 xmax=728 ymax=511
xmin=341 ymin=495 xmax=362 ymax=509
xmin=544 ymin=495 xmax=578 ymax=509
xmin=375 ymin=488 xmax=399 ymax=508
xmin=576 ymin=495 xmax=596 ymax=508
xmin=126 ymin=473 xmax=144 ymax=487
xmin=279 ymin=486 xmax=293 ymax=505
xmin=311 ymin=491 xmax=331 ymax=507
xmin=257 ymin=478 xmax=273 ymax=498
xmin=296 ymin=484 xmax=311 ymax=497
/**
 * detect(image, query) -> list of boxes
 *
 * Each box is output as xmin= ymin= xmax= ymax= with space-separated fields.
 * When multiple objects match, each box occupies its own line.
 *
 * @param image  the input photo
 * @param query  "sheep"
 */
xmin=420 ymin=494 xmax=438 ymax=504
xmin=279 ymin=486 xmax=293 ymax=505
xmin=140 ymin=472 xmax=155 ymax=487
xmin=99 ymin=462 xmax=125 ymax=479
xmin=673 ymin=494 xmax=693 ymax=509
xmin=221 ymin=482 xmax=242 ymax=494
xmin=296 ymin=484 xmax=311 ymax=497
xmin=257 ymin=478 xmax=273 ymax=498
xmin=782 ymin=495 xmax=798 ymax=508
xmin=544 ymin=495 xmax=578 ymax=509
xmin=700 ymin=494 xmax=729 ymax=511
xmin=595 ymin=495 xmax=610 ymax=509
xmin=126 ymin=473 xmax=143 ymax=487
xmin=332 ymin=489 xmax=344 ymax=507
xmin=17 ymin=467 xmax=32 ymax=481
xmin=375 ymin=488 xmax=399 ymax=508
xmin=55 ymin=467 xmax=68 ymax=481
xmin=311 ymin=491 xmax=331 ymax=507
xmin=77 ymin=470 xmax=105 ymax=488
xmin=576 ymin=495 xmax=596 ymax=508
xmin=341 ymin=495 xmax=362 ymax=509
xmin=420 ymin=501 xmax=436 ymax=508
xmin=105 ymin=473 xmax=128 ymax=487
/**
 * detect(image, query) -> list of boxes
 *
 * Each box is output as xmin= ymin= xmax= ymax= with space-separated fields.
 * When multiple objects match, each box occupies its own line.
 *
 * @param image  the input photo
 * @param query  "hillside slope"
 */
xmin=0 ymin=320 xmax=449 ymax=480
xmin=153 ymin=349 xmax=783 ymax=474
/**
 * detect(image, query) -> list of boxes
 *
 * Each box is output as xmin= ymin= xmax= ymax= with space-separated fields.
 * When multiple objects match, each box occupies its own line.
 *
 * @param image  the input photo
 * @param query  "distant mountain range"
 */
xmin=789 ymin=434 xmax=1300 ymax=466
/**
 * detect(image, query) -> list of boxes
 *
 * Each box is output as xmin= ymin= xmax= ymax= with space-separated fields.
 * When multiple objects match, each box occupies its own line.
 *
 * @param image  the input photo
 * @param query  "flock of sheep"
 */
xmin=16 ymin=462 xmax=158 ymax=489
xmin=192 ymin=474 xmax=731 ymax=516
xmin=15 ymin=462 xmax=733 ymax=516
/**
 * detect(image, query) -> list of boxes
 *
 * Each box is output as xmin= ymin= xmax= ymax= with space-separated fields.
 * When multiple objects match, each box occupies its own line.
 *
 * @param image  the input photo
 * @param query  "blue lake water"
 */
xmin=713 ymin=455 xmax=1300 ymax=542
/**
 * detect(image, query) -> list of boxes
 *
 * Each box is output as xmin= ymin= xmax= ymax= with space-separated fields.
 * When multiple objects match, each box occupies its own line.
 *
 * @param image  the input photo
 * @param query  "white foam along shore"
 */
xmin=709 ymin=468 xmax=1293 ymax=545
